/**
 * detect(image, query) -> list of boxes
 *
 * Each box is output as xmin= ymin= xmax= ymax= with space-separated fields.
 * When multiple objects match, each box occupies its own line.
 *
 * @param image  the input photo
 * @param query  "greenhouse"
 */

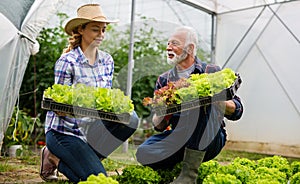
xmin=0 ymin=0 xmax=300 ymax=183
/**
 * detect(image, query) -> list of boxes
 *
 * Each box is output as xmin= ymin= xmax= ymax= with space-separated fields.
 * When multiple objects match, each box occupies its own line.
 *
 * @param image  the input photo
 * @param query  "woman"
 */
xmin=39 ymin=4 xmax=139 ymax=183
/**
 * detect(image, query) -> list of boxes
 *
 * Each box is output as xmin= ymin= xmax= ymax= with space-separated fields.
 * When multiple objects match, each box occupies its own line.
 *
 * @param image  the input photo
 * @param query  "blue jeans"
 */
xmin=46 ymin=111 xmax=139 ymax=183
xmin=136 ymin=108 xmax=226 ymax=170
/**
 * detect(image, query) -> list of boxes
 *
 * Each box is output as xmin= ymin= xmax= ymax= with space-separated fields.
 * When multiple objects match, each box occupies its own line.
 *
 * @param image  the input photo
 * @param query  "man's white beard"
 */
xmin=167 ymin=51 xmax=188 ymax=66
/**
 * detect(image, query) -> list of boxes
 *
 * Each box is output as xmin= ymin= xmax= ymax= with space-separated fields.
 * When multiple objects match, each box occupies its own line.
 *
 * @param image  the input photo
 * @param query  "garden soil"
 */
xmin=0 ymin=156 xmax=68 ymax=184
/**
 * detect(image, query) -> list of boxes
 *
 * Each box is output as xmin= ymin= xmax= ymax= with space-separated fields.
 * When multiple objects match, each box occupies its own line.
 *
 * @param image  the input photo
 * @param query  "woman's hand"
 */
xmin=54 ymin=111 xmax=67 ymax=116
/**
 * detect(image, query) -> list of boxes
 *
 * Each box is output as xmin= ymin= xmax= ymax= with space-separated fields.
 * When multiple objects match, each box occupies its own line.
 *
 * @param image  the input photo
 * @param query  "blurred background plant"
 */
xmin=2 ymin=107 xmax=42 ymax=156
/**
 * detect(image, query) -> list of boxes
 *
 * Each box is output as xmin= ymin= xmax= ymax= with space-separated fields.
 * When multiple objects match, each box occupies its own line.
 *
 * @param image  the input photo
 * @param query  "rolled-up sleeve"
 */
xmin=225 ymin=96 xmax=243 ymax=121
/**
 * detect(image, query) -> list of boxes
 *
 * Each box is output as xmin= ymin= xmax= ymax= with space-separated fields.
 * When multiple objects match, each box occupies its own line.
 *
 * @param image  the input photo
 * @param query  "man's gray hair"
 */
xmin=175 ymin=26 xmax=198 ymax=56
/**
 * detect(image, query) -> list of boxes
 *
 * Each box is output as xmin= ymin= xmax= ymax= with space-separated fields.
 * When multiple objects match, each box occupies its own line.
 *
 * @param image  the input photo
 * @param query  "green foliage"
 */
xmin=197 ymin=160 xmax=221 ymax=183
xmin=249 ymin=179 xmax=281 ymax=184
xmin=88 ymin=156 xmax=300 ymax=184
xmin=230 ymin=157 xmax=257 ymax=170
xmin=249 ymin=167 xmax=287 ymax=184
xmin=78 ymin=173 xmax=119 ymax=184
xmin=185 ymin=68 xmax=237 ymax=97
xmin=145 ymin=68 xmax=237 ymax=107
xmin=117 ymin=165 xmax=161 ymax=184
xmin=290 ymin=172 xmax=300 ymax=184
xmin=219 ymin=163 xmax=255 ymax=183
xmin=203 ymin=173 xmax=242 ymax=184
xmin=198 ymin=156 xmax=294 ymax=184
xmin=156 ymin=163 xmax=181 ymax=184
xmin=0 ymin=161 xmax=16 ymax=172
xmin=291 ymin=161 xmax=300 ymax=175
xmin=217 ymin=157 xmax=257 ymax=183
xmin=44 ymin=83 xmax=134 ymax=113
xmin=3 ymin=107 xmax=41 ymax=147
xmin=257 ymin=155 xmax=292 ymax=178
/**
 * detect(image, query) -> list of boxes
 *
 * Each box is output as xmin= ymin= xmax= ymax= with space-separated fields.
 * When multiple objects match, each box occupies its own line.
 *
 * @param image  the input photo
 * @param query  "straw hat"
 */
xmin=64 ymin=4 xmax=118 ymax=35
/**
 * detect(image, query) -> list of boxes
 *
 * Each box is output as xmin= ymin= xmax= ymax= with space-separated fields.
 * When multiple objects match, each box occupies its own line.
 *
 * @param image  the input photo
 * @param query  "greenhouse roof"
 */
xmin=178 ymin=0 xmax=295 ymax=14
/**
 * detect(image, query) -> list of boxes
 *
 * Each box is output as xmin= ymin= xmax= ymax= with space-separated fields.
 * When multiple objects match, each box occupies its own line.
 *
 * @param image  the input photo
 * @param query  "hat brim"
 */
xmin=64 ymin=18 xmax=119 ymax=36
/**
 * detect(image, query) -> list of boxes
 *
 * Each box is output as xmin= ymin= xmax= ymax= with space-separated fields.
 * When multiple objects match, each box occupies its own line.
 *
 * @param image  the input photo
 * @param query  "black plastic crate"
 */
xmin=41 ymin=98 xmax=131 ymax=124
xmin=153 ymin=73 xmax=242 ymax=116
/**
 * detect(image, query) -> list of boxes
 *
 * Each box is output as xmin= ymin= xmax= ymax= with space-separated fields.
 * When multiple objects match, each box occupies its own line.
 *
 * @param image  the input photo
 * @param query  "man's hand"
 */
xmin=152 ymin=114 xmax=172 ymax=131
xmin=215 ymin=100 xmax=236 ymax=115
xmin=152 ymin=114 xmax=165 ymax=127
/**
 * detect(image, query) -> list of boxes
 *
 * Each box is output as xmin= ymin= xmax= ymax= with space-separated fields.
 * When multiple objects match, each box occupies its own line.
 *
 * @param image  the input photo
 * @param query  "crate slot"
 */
xmin=41 ymin=98 xmax=130 ymax=124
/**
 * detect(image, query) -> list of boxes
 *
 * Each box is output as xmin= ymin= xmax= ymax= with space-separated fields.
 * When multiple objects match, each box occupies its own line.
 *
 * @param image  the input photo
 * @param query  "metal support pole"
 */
xmin=123 ymin=0 xmax=135 ymax=153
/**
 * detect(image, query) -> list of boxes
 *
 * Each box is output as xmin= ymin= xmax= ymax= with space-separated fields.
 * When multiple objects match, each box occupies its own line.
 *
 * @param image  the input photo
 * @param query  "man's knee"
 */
xmin=136 ymin=144 xmax=147 ymax=165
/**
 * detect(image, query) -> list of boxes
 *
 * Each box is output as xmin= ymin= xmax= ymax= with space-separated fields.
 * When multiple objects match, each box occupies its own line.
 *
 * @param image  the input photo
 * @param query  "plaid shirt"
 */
xmin=44 ymin=46 xmax=114 ymax=141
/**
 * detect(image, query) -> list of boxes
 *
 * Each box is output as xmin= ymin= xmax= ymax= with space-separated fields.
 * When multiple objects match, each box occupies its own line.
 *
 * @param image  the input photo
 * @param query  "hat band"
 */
xmin=91 ymin=15 xmax=107 ymax=20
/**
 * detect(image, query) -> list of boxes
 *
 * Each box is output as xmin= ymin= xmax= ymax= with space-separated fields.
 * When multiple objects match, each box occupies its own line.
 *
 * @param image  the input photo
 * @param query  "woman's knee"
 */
xmin=128 ymin=111 xmax=139 ymax=129
xmin=136 ymin=144 xmax=146 ymax=160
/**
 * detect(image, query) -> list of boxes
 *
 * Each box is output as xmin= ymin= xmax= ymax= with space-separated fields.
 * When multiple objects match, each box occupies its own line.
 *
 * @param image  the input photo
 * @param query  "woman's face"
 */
xmin=79 ymin=21 xmax=107 ymax=49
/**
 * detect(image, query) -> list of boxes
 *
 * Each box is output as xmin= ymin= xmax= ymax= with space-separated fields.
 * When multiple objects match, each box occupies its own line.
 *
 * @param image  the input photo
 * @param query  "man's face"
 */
xmin=166 ymin=32 xmax=188 ymax=65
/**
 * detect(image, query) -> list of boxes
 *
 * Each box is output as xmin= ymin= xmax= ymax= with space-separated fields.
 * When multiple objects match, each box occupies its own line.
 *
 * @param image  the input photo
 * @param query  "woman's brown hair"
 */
xmin=63 ymin=24 xmax=87 ymax=53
